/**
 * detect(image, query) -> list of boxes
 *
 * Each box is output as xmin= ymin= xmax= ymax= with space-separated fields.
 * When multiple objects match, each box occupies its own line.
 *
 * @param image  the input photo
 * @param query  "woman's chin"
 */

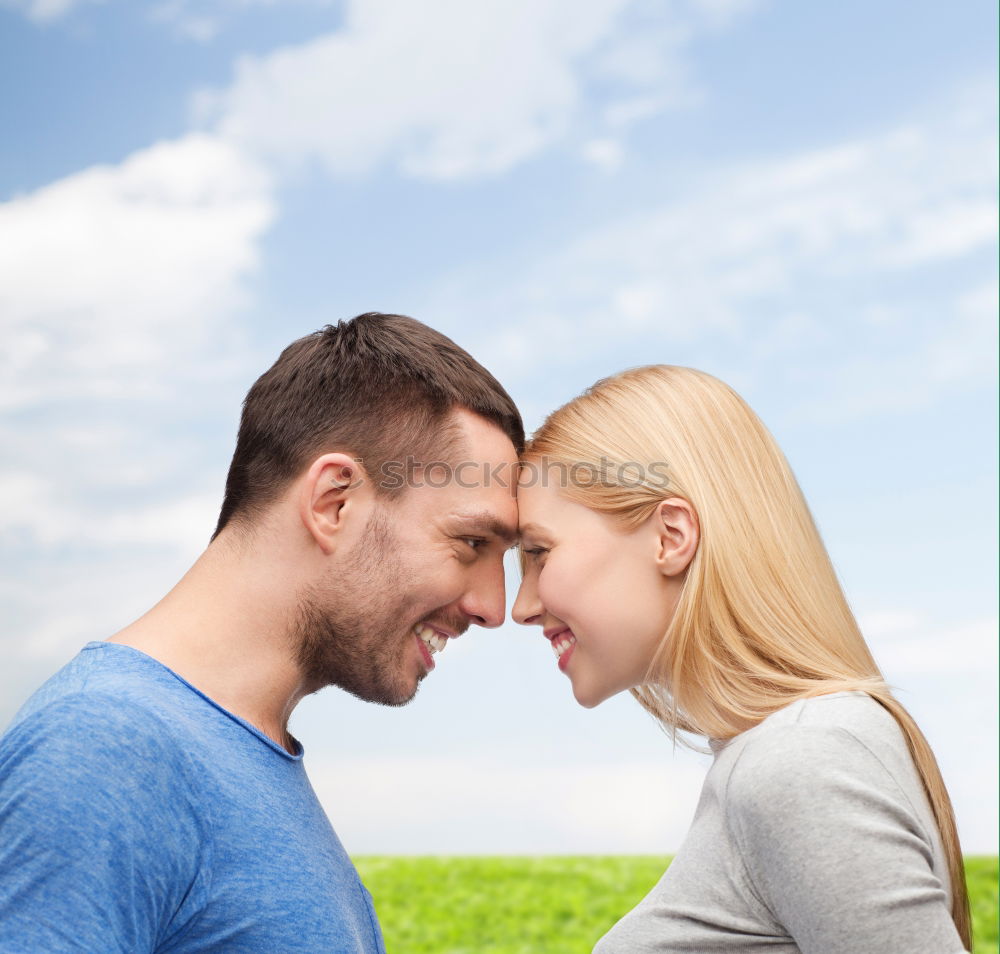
xmin=571 ymin=681 xmax=612 ymax=709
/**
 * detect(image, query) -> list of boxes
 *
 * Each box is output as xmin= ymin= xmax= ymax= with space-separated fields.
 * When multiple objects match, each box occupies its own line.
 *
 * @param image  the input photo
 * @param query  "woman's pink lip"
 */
xmin=557 ymin=639 xmax=576 ymax=672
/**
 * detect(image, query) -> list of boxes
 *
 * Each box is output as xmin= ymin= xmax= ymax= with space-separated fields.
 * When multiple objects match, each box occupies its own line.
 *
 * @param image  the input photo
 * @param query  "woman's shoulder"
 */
xmin=752 ymin=691 xmax=905 ymax=747
xmin=714 ymin=692 xmax=914 ymax=798
xmin=721 ymin=688 xmax=898 ymax=743
xmin=713 ymin=692 xmax=934 ymax=832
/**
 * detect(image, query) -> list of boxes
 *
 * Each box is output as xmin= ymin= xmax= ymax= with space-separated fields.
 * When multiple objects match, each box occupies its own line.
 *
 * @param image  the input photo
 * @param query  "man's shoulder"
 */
xmin=7 ymin=642 xmax=195 ymax=744
xmin=7 ymin=685 xmax=168 ymax=736
xmin=0 ymin=669 xmax=216 ymax=953
xmin=1 ymin=645 xmax=205 ymax=791
xmin=1 ymin=686 xmax=196 ymax=790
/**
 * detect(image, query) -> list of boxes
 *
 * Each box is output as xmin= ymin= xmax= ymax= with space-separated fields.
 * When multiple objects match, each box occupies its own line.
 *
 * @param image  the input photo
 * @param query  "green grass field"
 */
xmin=355 ymin=855 xmax=999 ymax=953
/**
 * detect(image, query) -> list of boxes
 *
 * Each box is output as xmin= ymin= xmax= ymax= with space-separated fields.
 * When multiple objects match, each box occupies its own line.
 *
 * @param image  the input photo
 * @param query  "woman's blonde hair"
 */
xmin=525 ymin=364 xmax=971 ymax=949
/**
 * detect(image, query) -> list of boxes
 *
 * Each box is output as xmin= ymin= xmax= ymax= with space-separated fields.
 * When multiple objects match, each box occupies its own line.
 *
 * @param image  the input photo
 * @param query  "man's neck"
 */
xmin=108 ymin=541 xmax=310 ymax=755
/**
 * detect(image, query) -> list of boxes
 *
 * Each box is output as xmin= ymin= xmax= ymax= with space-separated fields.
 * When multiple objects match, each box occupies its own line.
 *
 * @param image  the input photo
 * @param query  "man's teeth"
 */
xmin=414 ymin=623 xmax=447 ymax=655
xmin=552 ymin=634 xmax=577 ymax=658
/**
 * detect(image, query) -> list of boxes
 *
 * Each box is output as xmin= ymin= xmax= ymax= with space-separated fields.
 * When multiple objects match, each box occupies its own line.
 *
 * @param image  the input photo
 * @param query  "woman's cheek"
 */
xmin=538 ymin=561 xmax=571 ymax=622
xmin=551 ymin=567 xmax=601 ymax=638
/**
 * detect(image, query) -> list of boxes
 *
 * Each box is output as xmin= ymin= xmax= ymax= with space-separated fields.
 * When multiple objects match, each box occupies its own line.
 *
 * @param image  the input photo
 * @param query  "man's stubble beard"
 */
xmin=293 ymin=507 xmax=423 ymax=706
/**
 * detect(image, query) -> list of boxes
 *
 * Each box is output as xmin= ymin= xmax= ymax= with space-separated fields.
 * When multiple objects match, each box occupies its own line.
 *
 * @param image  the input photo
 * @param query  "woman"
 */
xmin=513 ymin=365 xmax=971 ymax=953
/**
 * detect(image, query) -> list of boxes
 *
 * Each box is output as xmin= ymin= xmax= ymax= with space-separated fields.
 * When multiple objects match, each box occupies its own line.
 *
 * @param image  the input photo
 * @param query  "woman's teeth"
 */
xmin=414 ymin=623 xmax=448 ymax=655
xmin=552 ymin=634 xmax=577 ymax=658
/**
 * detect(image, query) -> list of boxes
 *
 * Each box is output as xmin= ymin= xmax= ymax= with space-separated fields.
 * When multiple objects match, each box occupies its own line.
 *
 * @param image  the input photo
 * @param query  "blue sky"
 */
xmin=1 ymin=0 xmax=997 ymax=854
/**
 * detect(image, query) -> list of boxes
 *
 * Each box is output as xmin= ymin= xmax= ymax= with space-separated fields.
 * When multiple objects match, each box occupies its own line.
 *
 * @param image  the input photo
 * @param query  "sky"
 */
xmin=0 ymin=0 xmax=997 ymax=855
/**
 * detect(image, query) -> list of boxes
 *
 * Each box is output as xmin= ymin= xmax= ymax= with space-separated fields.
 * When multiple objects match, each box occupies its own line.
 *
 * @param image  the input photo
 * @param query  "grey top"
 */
xmin=594 ymin=692 xmax=966 ymax=954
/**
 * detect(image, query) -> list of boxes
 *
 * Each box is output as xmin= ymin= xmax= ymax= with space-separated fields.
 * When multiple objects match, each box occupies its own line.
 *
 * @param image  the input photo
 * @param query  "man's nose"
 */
xmin=460 ymin=561 xmax=506 ymax=628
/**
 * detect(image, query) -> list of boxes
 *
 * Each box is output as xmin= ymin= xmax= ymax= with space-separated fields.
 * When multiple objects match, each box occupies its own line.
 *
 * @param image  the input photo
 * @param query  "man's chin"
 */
xmin=341 ymin=676 xmax=421 ymax=708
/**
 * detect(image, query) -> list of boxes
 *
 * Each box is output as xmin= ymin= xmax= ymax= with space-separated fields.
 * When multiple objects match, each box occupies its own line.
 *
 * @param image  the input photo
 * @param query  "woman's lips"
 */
xmin=547 ymin=629 xmax=577 ymax=671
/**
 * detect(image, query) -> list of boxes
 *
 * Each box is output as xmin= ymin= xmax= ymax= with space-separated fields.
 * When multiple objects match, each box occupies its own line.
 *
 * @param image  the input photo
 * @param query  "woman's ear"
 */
xmin=298 ymin=453 xmax=371 ymax=555
xmin=654 ymin=498 xmax=699 ymax=577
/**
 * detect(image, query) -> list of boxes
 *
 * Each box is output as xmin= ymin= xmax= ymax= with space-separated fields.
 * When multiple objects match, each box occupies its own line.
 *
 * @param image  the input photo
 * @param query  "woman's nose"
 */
xmin=512 ymin=576 xmax=542 ymax=626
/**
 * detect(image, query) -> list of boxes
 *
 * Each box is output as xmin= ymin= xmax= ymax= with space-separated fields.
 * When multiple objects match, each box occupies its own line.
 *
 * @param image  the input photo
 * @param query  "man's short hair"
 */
xmin=213 ymin=312 xmax=524 ymax=539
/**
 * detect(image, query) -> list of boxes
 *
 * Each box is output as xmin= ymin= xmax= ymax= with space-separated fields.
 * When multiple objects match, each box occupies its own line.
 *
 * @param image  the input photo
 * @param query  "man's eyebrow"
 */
xmin=451 ymin=511 xmax=518 ymax=546
xmin=517 ymin=522 xmax=548 ymax=538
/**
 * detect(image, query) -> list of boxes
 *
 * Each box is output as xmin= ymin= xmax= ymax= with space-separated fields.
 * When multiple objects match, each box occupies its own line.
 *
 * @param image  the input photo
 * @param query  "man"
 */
xmin=0 ymin=313 xmax=523 ymax=953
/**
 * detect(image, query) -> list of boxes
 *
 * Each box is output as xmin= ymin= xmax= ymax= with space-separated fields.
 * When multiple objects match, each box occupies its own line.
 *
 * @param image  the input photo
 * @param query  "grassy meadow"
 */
xmin=355 ymin=855 xmax=999 ymax=954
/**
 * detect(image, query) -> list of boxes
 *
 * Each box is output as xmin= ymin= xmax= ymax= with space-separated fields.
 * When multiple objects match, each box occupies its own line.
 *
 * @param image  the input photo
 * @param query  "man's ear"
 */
xmin=298 ymin=453 xmax=371 ymax=554
xmin=654 ymin=497 xmax=699 ymax=577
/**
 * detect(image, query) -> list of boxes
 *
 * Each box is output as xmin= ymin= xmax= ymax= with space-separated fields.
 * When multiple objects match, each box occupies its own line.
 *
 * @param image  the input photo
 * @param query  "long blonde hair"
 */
xmin=526 ymin=365 xmax=971 ymax=949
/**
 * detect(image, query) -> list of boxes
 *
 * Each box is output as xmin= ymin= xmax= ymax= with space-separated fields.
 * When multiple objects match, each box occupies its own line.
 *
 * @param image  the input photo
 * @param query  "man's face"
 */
xmin=294 ymin=408 xmax=519 ymax=704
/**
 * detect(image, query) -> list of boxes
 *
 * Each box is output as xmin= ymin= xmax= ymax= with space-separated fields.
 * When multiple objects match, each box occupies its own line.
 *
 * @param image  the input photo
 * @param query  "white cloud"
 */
xmin=603 ymin=94 xmax=668 ymax=127
xmin=885 ymin=195 xmax=999 ymax=267
xmin=2 ymin=0 xmax=332 ymax=29
xmin=0 ymin=551 xmax=197 ymax=722
xmin=202 ymin=0 xmax=628 ymax=179
xmin=0 ymin=0 xmax=102 ymax=22
xmin=686 ymin=0 xmax=764 ymax=28
xmin=0 ymin=469 xmax=218 ymax=554
xmin=581 ymin=138 xmax=625 ymax=172
xmin=310 ymin=755 xmax=707 ymax=853
xmin=860 ymin=610 xmax=999 ymax=852
xmin=7 ymin=0 xmax=759 ymax=179
xmin=0 ymin=133 xmax=275 ymax=410
xmin=0 ymin=133 xmax=274 ymax=568
xmin=863 ymin=612 xmax=999 ymax=680
xmin=782 ymin=275 xmax=998 ymax=424
xmin=421 ymin=82 xmax=997 ymax=423
xmin=198 ymin=0 xmax=760 ymax=181
xmin=150 ymin=0 xmax=336 ymax=42
xmin=593 ymin=19 xmax=692 ymax=88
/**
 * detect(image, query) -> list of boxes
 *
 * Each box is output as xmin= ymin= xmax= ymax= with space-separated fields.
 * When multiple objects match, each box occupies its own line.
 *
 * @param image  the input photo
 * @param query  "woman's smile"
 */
xmin=545 ymin=627 xmax=578 ymax=670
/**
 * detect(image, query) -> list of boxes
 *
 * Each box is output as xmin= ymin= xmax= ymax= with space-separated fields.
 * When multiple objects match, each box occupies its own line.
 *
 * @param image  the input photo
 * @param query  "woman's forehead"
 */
xmin=515 ymin=478 xmax=584 ymax=533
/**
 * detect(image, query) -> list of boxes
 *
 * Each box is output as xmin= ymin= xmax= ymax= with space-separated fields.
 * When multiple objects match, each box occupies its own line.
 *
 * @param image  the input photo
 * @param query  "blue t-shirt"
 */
xmin=0 ymin=641 xmax=386 ymax=954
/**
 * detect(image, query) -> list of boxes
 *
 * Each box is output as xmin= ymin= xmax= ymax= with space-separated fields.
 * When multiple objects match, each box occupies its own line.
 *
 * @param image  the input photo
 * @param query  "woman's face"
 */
xmin=512 ymin=470 xmax=693 ymax=708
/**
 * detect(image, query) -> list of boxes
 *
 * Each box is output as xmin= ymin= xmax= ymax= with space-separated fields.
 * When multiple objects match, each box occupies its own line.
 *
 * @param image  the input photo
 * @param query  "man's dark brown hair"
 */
xmin=212 ymin=313 xmax=524 ymax=539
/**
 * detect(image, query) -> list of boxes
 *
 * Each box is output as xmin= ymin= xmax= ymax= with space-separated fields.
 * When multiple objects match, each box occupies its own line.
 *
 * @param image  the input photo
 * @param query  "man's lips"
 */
xmin=414 ymin=632 xmax=436 ymax=671
xmin=427 ymin=625 xmax=460 ymax=639
xmin=413 ymin=621 xmax=465 ymax=672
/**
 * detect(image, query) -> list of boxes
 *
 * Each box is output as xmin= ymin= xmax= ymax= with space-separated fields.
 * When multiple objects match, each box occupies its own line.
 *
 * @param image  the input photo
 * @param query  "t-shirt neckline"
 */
xmin=82 ymin=640 xmax=305 ymax=761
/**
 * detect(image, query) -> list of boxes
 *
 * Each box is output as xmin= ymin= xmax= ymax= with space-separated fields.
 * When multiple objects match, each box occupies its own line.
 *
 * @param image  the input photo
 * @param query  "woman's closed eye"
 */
xmin=522 ymin=546 xmax=549 ymax=558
